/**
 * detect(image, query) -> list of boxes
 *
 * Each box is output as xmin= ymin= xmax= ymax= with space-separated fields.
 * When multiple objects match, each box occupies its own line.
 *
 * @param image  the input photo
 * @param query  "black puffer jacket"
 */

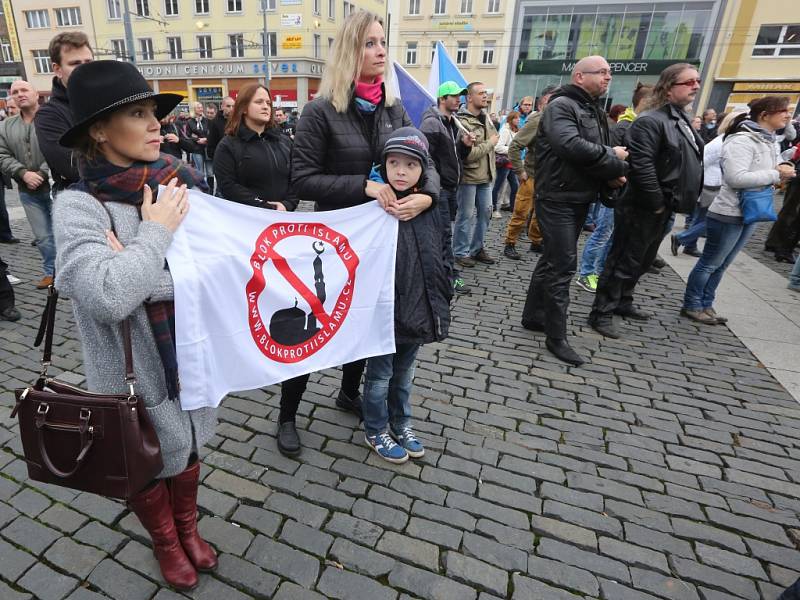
xmin=534 ymin=84 xmax=627 ymax=203
xmin=213 ymin=124 xmax=298 ymax=210
xmin=34 ymin=77 xmax=78 ymax=191
xmin=206 ymin=113 xmax=227 ymax=159
xmin=292 ymin=90 xmax=440 ymax=210
xmin=622 ymin=103 xmax=704 ymax=214
xmin=419 ymin=105 xmax=468 ymax=190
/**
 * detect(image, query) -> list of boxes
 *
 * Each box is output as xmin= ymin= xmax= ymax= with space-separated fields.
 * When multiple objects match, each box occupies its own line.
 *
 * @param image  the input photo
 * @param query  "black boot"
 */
xmin=545 ymin=337 xmax=585 ymax=366
xmin=277 ymin=421 xmax=301 ymax=457
xmin=615 ymin=306 xmax=650 ymax=321
xmin=335 ymin=389 xmax=363 ymax=420
xmin=504 ymin=244 xmax=521 ymax=260
xmin=589 ymin=316 xmax=620 ymax=339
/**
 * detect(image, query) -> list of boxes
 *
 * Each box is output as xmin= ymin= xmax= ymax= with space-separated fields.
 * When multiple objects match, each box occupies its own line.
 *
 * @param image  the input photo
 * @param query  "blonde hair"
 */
xmin=318 ymin=10 xmax=395 ymax=113
xmin=717 ymin=110 xmax=745 ymax=135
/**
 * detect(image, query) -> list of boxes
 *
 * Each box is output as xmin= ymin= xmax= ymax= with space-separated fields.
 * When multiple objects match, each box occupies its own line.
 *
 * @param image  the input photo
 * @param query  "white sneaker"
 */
xmin=492 ymin=211 xmax=502 ymax=219
xmin=6 ymin=274 xmax=21 ymax=285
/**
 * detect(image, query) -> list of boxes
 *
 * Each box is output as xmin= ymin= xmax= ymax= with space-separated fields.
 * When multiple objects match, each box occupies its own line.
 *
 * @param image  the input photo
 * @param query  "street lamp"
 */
xmin=261 ymin=0 xmax=271 ymax=85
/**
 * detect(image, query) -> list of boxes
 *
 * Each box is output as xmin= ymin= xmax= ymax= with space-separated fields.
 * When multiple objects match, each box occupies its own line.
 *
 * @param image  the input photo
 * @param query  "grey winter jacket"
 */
xmin=0 ymin=114 xmax=50 ymax=194
xmin=709 ymin=126 xmax=781 ymax=220
xmin=53 ymin=190 xmax=218 ymax=478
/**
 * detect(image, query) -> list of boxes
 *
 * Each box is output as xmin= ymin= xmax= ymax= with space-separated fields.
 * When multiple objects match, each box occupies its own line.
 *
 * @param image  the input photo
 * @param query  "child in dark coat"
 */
xmin=363 ymin=127 xmax=451 ymax=463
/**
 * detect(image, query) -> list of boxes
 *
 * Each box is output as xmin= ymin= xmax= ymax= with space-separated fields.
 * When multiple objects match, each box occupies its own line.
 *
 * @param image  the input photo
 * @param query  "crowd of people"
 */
xmin=1 ymin=10 xmax=800 ymax=593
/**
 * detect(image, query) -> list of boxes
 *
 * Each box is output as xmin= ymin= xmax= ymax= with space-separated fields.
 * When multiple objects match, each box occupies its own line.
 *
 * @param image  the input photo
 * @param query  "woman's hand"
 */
xmin=141 ymin=178 xmax=189 ymax=233
xmin=778 ymin=163 xmax=797 ymax=181
xmin=387 ymin=193 xmax=432 ymax=221
xmin=267 ymin=201 xmax=287 ymax=211
xmin=365 ymin=180 xmax=397 ymax=209
xmin=106 ymin=230 xmax=124 ymax=252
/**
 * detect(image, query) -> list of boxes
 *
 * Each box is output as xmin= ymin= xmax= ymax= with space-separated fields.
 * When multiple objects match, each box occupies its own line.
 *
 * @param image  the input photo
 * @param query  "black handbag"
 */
xmin=12 ymin=286 xmax=163 ymax=499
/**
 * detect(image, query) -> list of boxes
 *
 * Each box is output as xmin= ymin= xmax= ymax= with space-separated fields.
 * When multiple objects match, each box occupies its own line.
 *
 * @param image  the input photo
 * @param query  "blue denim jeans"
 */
xmin=676 ymin=204 xmax=708 ymax=251
xmin=579 ymin=204 xmax=614 ymax=277
xmin=584 ymin=202 xmax=601 ymax=227
xmin=790 ymin=254 xmax=800 ymax=289
xmin=492 ymin=167 xmax=519 ymax=211
xmin=454 ymin=182 xmax=492 ymax=258
xmin=19 ymin=190 xmax=55 ymax=276
xmin=362 ymin=343 xmax=419 ymax=436
xmin=683 ymin=216 xmax=756 ymax=310
xmin=191 ymin=153 xmax=205 ymax=173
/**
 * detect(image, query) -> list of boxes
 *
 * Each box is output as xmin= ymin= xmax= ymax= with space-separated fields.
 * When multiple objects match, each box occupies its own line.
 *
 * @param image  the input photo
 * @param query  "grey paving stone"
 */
xmin=462 ymin=532 xmax=528 ymax=572
xmin=73 ymin=520 xmax=127 ymax=554
xmin=477 ymin=482 xmax=542 ymax=514
xmin=377 ymin=531 xmax=440 ymax=571
xmin=0 ymin=537 xmax=36 ymax=581
xmin=599 ymin=537 xmax=670 ymax=574
xmin=599 ymin=579 xmax=660 ymax=600
xmin=281 ymin=519 xmax=334 ymax=556
xmin=70 ymin=494 xmax=126 ymax=525
xmin=444 ymin=552 xmax=508 ymax=596
xmin=317 ymin=566 xmax=397 ymax=600
xmin=205 ymin=469 xmax=270 ymax=503
xmin=406 ymin=516 xmax=463 ymax=550
xmin=388 ymin=562 xmax=477 ymax=600
xmin=245 ymin=535 xmax=320 ymax=588
xmin=9 ymin=487 xmax=51 ymax=517
xmin=445 ymin=491 xmax=529 ymax=529
xmin=88 ymin=559 xmax=157 ymax=600
xmin=272 ymin=582 xmax=326 ymax=600
xmin=352 ymin=498 xmax=409 ymax=531
xmin=2 ymin=514 xmax=61 ymax=555
xmin=368 ymin=484 xmax=413 ymax=512
xmin=38 ymin=503 xmax=89 ymax=534
xmin=539 ymin=482 xmax=604 ymax=512
xmin=671 ymin=518 xmax=747 ymax=553
xmin=528 ymin=555 xmax=599 ymax=597
xmin=0 ymin=580 xmax=32 ymax=600
xmin=746 ymin=538 xmax=800 ymax=571
xmin=604 ymin=499 xmax=673 ymax=533
xmin=695 ymin=542 xmax=769 ymax=580
xmin=411 ymin=500 xmax=477 ymax=530
xmin=538 ymin=537 xmax=630 ymax=583
xmin=17 ymin=562 xmax=79 ymax=600
xmin=475 ymin=518 xmax=534 ymax=551
xmin=330 ymin=538 xmax=396 ymax=578
xmin=266 ymin=492 xmax=329 ymax=528
xmin=706 ymin=506 xmax=793 ymax=546
xmin=671 ymin=556 xmax=759 ymax=600
xmin=185 ymin=574 xmax=254 ymax=600
xmin=630 ymin=567 xmax=700 ymax=600
xmin=391 ymin=476 xmax=448 ymax=505
xmin=196 ymin=485 xmax=238 ymax=517
xmin=531 ymin=515 xmax=597 ymax=550
xmin=0 ymin=500 xmax=18 ymax=528
xmin=511 ymin=574 xmax=585 ymax=600
xmin=325 ymin=512 xmax=384 ymax=547
xmin=542 ymin=500 xmax=623 ymax=538
xmin=215 ymin=553 xmax=280 ymax=598
xmin=44 ymin=537 xmax=106 ymax=579
xmin=115 ymin=539 xmax=162 ymax=582
xmin=567 ymin=472 xmax=643 ymax=506
xmin=231 ymin=505 xmax=282 ymax=537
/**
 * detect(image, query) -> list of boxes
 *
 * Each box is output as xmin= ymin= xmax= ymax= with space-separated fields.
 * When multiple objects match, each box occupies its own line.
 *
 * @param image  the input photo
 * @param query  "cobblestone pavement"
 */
xmin=2 ymin=189 xmax=800 ymax=600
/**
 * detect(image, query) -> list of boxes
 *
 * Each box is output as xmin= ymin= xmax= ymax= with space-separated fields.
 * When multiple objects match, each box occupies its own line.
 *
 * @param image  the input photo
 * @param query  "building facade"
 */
xmin=8 ymin=0 xmax=96 ymax=95
xmin=0 ymin=1 xmax=27 ymax=98
xmin=502 ymin=0 xmax=725 ymax=111
xmin=89 ymin=0 xmax=385 ymax=111
xmin=388 ymin=0 xmax=515 ymax=109
xmin=700 ymin=0 xmax=800 ymax=115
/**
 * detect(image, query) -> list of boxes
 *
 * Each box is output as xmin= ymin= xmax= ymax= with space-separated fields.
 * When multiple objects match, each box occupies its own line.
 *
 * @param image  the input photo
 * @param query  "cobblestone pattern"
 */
xmin=1 ymin=191 xmax=799 ymax=599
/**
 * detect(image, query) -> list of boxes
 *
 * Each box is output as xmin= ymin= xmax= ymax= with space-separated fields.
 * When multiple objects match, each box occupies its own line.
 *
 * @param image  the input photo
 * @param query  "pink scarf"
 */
xmin=354 ymin=77 xmax=383 ymax=105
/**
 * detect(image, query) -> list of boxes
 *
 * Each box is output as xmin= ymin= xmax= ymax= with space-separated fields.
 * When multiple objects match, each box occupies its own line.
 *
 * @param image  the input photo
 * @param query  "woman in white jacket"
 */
xmin=491 ymin=110 xmax=520 ymax=217
xmin=681 ymin=96 xmax=796 ymax=324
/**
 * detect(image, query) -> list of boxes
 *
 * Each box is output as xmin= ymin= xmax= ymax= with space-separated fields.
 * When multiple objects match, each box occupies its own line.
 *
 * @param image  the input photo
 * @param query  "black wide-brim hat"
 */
xmin=59 ymin=60 xmax=184 ymax=148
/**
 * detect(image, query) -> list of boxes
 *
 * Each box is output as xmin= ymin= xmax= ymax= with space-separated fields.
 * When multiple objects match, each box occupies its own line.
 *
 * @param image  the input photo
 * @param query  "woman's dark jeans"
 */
xmin=492 ymin=166 xmax=519 ymax=211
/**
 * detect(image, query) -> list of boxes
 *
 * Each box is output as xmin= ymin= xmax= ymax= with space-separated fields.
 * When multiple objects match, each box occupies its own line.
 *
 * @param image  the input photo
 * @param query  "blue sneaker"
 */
xmin=365 ymin=432 xmax=408 ymax=464
xmin=390 ymin=426 xmax=425 ymax=458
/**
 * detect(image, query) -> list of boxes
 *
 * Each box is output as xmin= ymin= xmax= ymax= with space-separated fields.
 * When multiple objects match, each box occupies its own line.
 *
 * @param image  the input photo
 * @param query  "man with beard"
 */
xmin=589 ymin=63 xmax=703 ymax=339
xmin=521 ymin=56 xmax=628 ymax=366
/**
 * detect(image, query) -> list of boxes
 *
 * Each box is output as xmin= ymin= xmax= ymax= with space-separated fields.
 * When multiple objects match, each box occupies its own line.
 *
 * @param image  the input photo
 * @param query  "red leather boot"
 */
xmin=128 ymin=480 xmax=198 ymax=591
xmin=168 ymin=462 xmax=218 ymax=571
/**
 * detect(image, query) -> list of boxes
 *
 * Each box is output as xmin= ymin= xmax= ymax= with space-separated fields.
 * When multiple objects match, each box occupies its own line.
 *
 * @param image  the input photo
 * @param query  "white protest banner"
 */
xmin=166 ymin=189 xmax=398 ymax=410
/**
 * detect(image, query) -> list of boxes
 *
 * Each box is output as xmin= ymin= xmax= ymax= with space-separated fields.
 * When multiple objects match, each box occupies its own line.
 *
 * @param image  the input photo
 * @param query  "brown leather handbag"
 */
xmin=12 ymin=285 xmax=163 ymax=499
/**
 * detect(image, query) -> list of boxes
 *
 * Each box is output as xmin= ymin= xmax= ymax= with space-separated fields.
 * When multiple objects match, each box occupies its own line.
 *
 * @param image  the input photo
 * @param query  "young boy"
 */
xmin=363 ymin=127 xmax=452 ymax=463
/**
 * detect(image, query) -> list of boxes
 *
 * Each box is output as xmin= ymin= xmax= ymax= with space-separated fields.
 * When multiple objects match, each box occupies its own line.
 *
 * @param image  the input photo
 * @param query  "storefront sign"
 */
xmin=516 ymin=59 xmax=700 ymax=76
xmin=732 ymin=82 xmax=800 ymax=92
xmin=2 ymin=0 xmax=22 ymax=62
xmin=283 ymin=35 xmax=303 ymax=50
xmin=281 ymin=13 xmax=303 ymax=27
xmin=432 ymin=18 xmax=473 ymax=30
xmin=139 ymin=59 xmax=324 ymax=80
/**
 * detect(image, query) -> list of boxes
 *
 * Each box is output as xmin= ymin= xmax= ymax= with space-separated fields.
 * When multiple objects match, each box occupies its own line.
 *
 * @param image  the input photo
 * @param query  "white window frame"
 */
xmin=135 ymin=0 xmax=150 ymax=17
xmin=481 ymin=40 xmax=495 ymax=64
xmin=313 ymin=33 xmax=321 ymax=58
xmin=107 ymin=0 xmax=122 ymax=19
xmin=259 ymin=0 xmax=276 ymax=11
xmin=194 ymin=0 xmax=209 ymax=14
xmin=111 ymin=39 xmax=127 ymax=59
xmin=433 ymin=0 xmax=446 ymax=15
xmin=456 ymin=41 xmax=468 ymax=65
xmin=227 ymin=0 xmax=242 ymax=13
xmin=33 ymin=49 xmax=53 ymax=73
xmin=164 ymin=0 xmax=179 ymax=17
xmin=139 ymin=38 xmax=154 ymax=61
xmin=328 ymin=0 xmax=335 ymax=19
xmin=167 ymin=36 xmax=182 ymax=59
xmin=487 ymin=0 xmax=499 ymax=13
xmin=24 ymin=10 xmax=51 ymax=29
xmin=1 ymin=42 xmax=12 ymax=63
xmin=55 ymin=7 xmax=82 ymax=27
xmin=260 ymin=31 xmax=277 ymax=56
xmin=752 ymin=24 xmax=800 ymax=58
xmin=197 ymin=34 xmax=212 ymax=58
xmin=229 ymin=33 xmax=244 ymax=58
xmin=459 ymin=0 xmax=472 ymax=15
xmin=406 ymin=41 xmax=418 ymax=65
xmin=408 ymin=0 xmax=419 ymax=15
xmin=313 ymin=0 xmax=320 ymax=15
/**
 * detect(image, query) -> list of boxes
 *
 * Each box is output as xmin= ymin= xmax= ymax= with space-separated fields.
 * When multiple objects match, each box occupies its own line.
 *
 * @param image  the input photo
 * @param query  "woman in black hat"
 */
xmin=52 ymin=60 xmax=218 ymax=591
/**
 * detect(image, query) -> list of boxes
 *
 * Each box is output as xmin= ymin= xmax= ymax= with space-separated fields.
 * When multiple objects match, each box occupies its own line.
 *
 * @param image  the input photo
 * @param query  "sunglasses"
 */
xmin=673 ymin=78 xmax=702 ymax=87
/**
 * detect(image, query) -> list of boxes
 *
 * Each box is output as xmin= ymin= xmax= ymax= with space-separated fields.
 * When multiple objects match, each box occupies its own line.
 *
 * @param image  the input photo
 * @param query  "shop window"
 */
xmin=408 ymin=0 xmax=419 ymax=15
xmin=198 ymin=34 xmax=212 ymax=58
xmin=107 ymin=0 xmax=122 ymax=19
xmin=456 ymin=41 xmax=468 ymax=64
xmin=136 ymin=0 xmax=150 ymax=17
xmin=406 ymin=41 xmax=417 ymax=65
xmin=24 ymin=10 xmax=50 ymax=29
xmin=111 ymin=39 xmax=127 ymax=59
xmin=164 ymin=0 xmax=179 ymax=16
xmin=487 ymin=0 xmax=499 ymax=14
xmin=139 ymin=38 xmax=154 ymax=61
xmin=433 ymin=0 xmax=446 ymax=15
xmin=195 ymin=0 xmax=209 ymax=14
xmin=167 ymin=36 xmax=182 ymax=59
xmin=55 ymin=7 xmax=82 ymax=27
xmin=482 ymin=40 xmax=495 ymax=64
xmin=753 ymin=24 xmax=800 ymax=57
xmin=459 ymin=0 xmax=472 ymax=15
xmin=229 ymin=34 xmax=244 ymax=58
xmin=260 ymin=31 xmax=277 ymax=56
xmin=33 ymin=49 xmax=52 ymax=73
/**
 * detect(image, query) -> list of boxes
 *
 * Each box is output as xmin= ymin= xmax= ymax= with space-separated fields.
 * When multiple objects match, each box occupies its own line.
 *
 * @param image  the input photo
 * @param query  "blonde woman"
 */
xmin=283 ymin=10 xmax=440 ymax=460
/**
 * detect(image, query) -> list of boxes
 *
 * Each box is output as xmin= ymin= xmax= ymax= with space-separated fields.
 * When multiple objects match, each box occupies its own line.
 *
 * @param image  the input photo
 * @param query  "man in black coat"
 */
xmin=206 ymin=96 xmax=234 ymax=161
xmin=589 ymin=63 xmax=704 ymax=339
xmin=34 ymin=32 xmax=93 ymax=194
xmin=521 ymin=56 xmax=628 ymax=366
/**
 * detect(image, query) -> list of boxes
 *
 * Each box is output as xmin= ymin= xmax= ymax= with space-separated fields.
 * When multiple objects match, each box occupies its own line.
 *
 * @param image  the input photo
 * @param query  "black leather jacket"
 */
xmin=534 ymin=84 xmax=627 ymax=203
xmin=34 ymin=77 xmax=78 ymax=191
xmin=622 ymin=103 xmax=704 ymax=214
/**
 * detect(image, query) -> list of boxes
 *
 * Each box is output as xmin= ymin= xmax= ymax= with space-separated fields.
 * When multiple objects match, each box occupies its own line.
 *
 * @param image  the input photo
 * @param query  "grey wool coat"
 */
xmin=53 ymin=190 xmax=218 ymax=478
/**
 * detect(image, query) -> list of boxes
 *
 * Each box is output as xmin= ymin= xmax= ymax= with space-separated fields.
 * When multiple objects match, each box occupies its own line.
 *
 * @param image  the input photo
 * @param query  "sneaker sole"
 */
xmin=364 ymin=437 xmax=409 ymax=464
xmin=575 ymin=280 xmax=596 ymax=293
xmin=389 ymin=432 xmax=425 ymax=458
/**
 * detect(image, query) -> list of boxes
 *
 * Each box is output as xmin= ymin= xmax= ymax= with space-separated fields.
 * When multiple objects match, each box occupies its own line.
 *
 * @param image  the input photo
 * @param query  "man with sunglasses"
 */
xmin=589 ymin=63 xmax=704 ymax=339
xmin=521 ymin=56 xmax=628 ymax=366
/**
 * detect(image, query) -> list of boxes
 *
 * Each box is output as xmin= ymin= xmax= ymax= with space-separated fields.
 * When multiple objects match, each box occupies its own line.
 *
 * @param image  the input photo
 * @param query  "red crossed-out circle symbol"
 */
xmin=246 ymin=222 xmax=359 ymax=363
